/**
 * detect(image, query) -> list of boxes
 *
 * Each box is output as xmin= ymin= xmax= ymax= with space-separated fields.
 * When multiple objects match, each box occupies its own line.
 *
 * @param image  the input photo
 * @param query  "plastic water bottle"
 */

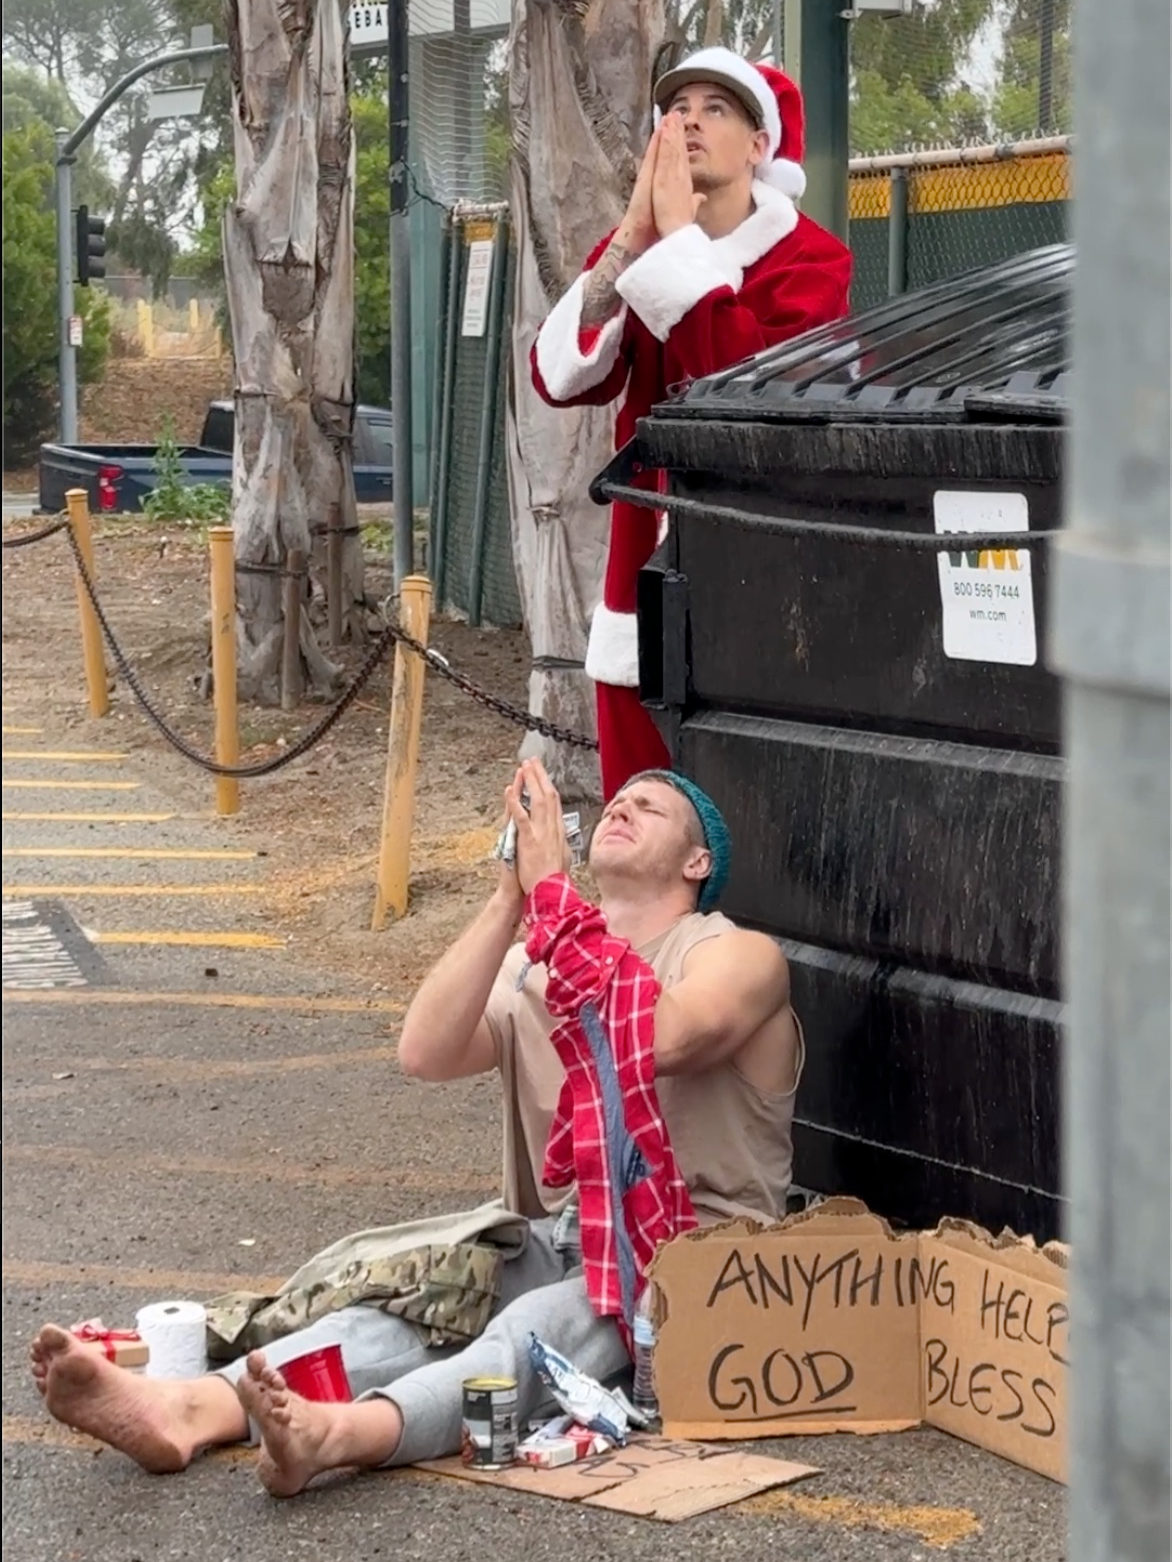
xmin=631 ymin=1286 xmax=660 ymax=1423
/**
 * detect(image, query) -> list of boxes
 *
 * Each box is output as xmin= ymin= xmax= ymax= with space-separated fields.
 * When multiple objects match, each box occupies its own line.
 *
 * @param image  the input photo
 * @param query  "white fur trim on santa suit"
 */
xmin=614 ymin=181 xmax=798 ymax=343
xmin=534 ymin=273 xmax=628 ymax=402
xmin=652 ymin=46 xmax=808 ymax=200
xmin=585 ymin=603 xmax=640 ymax=688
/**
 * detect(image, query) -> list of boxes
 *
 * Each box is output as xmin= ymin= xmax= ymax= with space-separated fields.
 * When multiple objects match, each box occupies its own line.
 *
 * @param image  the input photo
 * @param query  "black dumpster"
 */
xmin=608 ymin=245 xmax=1071 ymax=1241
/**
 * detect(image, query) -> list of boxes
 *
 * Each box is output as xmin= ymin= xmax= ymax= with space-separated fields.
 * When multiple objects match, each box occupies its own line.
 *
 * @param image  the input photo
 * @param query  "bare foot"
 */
xmin=30 ymin=1325 xmax=197 ymax=1473
xmin=237 ymin=1351 xmax=348 ymax=1498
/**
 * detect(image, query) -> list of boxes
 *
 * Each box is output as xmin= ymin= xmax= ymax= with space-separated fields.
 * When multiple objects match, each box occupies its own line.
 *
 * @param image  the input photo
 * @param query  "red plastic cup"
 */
xmin=280 ymin=1344 xmax=353 ymax=1402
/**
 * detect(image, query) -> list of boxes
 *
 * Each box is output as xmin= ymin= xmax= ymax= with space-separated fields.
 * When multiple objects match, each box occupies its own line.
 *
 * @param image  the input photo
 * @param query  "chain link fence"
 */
xmin=428 ymin=204 xmax=522 ymax=629
xmin=848 ymin=138 xmax=1070 ymax=311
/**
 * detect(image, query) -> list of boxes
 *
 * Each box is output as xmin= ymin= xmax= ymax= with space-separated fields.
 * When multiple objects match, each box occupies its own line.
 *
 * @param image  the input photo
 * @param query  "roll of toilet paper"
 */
xmin=136 ymin=1300 xmax=207 ymax=1380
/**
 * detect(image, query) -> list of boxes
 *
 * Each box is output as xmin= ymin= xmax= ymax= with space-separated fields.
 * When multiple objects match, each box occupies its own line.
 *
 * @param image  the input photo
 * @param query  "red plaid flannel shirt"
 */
xmin=524 ymin=874 xmax=697 ymax=1345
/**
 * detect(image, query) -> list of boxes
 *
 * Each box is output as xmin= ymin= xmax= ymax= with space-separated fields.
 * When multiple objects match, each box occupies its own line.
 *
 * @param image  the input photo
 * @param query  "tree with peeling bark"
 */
xmin=223 ymin=0 xmax=365 ymax=703
xmin=506 ymin=0 xmax=665 ymax=801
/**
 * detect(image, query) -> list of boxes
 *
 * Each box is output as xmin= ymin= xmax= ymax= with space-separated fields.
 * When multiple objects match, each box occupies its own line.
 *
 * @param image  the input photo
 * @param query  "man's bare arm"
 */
xmin=579 ymin=236 xmax=637 ymax=328
xmin=652 ymin=929 xmax=791 ymax=1078
xmin=398 ymin=886 xmax=522 ymax=1081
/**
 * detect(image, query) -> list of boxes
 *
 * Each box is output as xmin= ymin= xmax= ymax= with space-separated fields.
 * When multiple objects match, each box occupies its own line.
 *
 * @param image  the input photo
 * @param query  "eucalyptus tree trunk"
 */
xmin=505 ymin=0 xmax=664 ymax=801
xmin=223 ymin=0 xmax=365 ymax=702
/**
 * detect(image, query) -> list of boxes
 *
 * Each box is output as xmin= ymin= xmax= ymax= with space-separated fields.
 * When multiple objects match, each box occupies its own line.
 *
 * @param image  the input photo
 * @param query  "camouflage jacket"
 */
xmin=204 ymin=1202 xmax=529 ymax=1362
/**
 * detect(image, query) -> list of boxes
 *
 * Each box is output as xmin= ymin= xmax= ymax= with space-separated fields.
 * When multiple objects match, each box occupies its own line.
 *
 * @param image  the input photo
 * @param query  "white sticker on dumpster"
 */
xmin=934 ymin=490 xmax=1037 ymax=666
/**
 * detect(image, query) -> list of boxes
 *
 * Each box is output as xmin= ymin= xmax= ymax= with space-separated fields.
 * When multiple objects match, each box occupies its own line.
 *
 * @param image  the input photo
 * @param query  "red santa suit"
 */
xmin=530 ymin=50 xmax=852 ymax=799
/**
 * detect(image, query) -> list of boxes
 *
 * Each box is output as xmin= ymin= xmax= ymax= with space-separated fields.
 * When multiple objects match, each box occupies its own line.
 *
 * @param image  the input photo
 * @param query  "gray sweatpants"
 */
xmin=216 ymin=1217 xmax=629 ymax=1466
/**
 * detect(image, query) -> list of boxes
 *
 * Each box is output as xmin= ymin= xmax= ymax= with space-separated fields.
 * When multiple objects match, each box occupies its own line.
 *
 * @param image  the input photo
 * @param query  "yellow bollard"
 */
xmin=207 ymin=527 xmax=240 ymax=817
xmin=65 ymin=488 xmax=110 ymax=719
xmin=137 ymin=297 xmax=154 ymax=356
xmin=371 ymin=576 xmax=434 ymax=929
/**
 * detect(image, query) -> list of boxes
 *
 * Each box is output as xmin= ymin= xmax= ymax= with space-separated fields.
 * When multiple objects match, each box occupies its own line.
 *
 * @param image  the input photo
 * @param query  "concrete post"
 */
xmin=1050 ymin=1 xmax=1170 ymax=1558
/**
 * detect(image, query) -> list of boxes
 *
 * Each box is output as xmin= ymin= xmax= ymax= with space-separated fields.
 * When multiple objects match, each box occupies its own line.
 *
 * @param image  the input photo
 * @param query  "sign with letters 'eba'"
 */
xmin=648 ymin=1199 xmax=1069 ymax=1484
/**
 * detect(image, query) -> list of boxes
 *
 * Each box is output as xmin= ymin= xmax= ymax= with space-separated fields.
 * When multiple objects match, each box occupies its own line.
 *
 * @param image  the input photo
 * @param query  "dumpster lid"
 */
xmin=664 ymin=244 xmax=1072 ymax=424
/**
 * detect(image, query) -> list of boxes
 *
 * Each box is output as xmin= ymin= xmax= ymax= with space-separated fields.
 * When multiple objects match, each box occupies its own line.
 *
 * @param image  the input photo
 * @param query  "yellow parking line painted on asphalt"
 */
xmin=91 ymin=930 xmax=284 ymax=949
xmin=2 ymin=1043 xmax=401 ymax=1101
xmin=2 ymin=750 xmax=126 ymax=761
xmin=3 ymin=779 xmax=141 ymax=790
xmin=6 ymin=846 xmax=257 ymax=860
xmin=3 ymin=884 xmax=262 ymax=897
xmin=738 ymin=1491 xmax=983 ymax=1548
xmin=0 ymin=1416 xmax=444 ymax=1481
xmin=0 ymin=1416 xmax=260 ymax=1466
xmin=2 ymin=811 xmax=176 ymax=822
xmin=4 ymin=1144 xmax=498 ymax=1196
xmin=4 ymin=1259 xmax=285 ymax=1294
xmin=2 ymin=988 xmax=405 ymax=1015
xmin=1 ymin=726 xmax=42 ymax=734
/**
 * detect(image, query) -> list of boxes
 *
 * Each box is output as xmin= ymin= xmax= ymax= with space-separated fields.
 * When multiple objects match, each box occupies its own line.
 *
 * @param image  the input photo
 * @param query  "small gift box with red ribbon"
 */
xmin=70 ymin=1319 xmax=150 ymax=1369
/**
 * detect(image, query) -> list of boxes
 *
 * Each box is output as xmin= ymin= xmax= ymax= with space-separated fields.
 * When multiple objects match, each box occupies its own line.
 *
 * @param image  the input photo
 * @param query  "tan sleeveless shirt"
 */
xmin=483 ymin=911 xmax=804 ymax=1226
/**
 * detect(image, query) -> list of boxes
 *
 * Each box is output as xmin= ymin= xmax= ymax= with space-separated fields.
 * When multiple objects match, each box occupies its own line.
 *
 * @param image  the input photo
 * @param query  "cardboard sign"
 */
xmin=649 ymin=1199 xmax=1069 ymax=1484
xmin=651 ymin=1207 xmax=924 ymax=1438
xmin=917 ymin=1223 xmax=1068 ymax=1484
xmin=416 ymin=1434 xmax=819 ymax=1522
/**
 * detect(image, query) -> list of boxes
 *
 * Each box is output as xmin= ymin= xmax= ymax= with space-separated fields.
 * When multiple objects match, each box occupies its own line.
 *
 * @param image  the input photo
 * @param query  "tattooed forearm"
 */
xmin=580 ymin=238 xmax=634 ymax=328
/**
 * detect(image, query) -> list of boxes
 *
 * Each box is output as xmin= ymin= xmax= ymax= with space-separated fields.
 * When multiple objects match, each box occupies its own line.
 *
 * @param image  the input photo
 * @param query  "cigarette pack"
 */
xmin=517 ymin=1434 xmax=579 ymax=1468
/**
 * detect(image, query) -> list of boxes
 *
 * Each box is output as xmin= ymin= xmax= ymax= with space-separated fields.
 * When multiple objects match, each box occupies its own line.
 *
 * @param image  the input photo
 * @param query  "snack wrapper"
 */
xmin=527 ymin=1334 xmax=652 ymax=1445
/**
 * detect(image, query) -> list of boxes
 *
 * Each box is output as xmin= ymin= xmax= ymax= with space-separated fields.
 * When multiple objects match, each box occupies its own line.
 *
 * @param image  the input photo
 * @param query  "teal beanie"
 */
xmin=624 ymin=770 xmax=731 ymax=912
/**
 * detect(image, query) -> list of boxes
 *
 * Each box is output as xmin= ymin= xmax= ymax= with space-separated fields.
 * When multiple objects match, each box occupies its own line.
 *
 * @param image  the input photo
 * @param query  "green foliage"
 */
xmin=2 ymin=121 xmax=110 ymax=468
xmin=2 ymin=62 xmax=114 ymax=210
xmin=142 ymin=415 xmax=231 ymax=526
xmin=352 ymin=91 xmax=391 ymax=406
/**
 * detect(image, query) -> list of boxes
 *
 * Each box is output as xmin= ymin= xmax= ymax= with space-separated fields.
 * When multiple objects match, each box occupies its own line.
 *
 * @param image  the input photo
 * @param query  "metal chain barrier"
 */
xmin=61 ymin=524 xmax=597 ymax=776
xmin=599 ymin=481 xmax=1062 ymax=551
xmin=2 ymin=514 xmax=70 ymax=550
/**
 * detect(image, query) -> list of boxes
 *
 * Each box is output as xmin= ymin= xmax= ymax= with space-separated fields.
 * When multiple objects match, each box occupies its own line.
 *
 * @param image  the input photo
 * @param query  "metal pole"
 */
xmin=1051 ymin=0 xmax=1170 ymax=1558
xmin=782 ymin=0 xmax=850 ymax=242
xmin=426 ymin=220 xmax=453 ymax=579
xmin=432 ymin=219 xmax=463 ymax=607
xmin=1038 ymin=0 xmax=1056 ymax=132
xmin=389 ymin=0 xmax=415 ymax=591
xmin=281 ymin=549 xmax=305 ymax=711
xmin=466 ymin=221 xmax=509 ymax=628
xmin=886 ymin=165 xmax=908 ymax=297
xmin=55 ymin=134 xmax=79 ymax=444
xmin=772 ymin=0 xmax=783 ymax=64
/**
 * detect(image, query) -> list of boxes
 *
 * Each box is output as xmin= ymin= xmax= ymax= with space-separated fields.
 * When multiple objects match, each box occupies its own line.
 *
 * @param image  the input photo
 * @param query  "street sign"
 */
xmin=147 ymin=82 xmax=207 ymax=119
xmin=68 ymin=315 xmax=84 ymax=347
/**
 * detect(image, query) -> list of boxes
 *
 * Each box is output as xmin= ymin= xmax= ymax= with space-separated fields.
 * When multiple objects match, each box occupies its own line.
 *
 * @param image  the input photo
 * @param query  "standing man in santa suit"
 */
xmin=531 ymin=47 xmax=852 ymax=799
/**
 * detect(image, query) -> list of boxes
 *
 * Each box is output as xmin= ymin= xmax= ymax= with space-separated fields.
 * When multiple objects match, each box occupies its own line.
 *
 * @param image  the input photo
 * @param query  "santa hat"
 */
xmin=652 ymin=46 xmax=807 ymax=200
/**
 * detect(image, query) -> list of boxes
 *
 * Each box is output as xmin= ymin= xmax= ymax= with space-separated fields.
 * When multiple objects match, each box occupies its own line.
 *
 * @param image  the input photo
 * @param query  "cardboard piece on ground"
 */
xmin=648 ymin=1198 xmax=1070 ymax=1484
xmin=415 ymin=1434 xmax=819 ymax=1521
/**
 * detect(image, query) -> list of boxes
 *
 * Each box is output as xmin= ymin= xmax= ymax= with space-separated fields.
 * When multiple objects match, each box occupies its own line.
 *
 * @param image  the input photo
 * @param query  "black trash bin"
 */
xmin=603 ymin=244 xmax=1072 ymax=1241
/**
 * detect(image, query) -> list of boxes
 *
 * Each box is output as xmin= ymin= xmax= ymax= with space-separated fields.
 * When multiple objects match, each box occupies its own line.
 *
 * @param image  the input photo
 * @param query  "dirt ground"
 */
xmin=1 ymin=512 xmax=589 ymax=993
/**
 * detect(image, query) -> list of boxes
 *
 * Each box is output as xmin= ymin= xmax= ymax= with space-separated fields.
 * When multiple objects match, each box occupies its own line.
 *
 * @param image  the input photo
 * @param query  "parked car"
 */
xmin=38 ymin=400 xmax=394 ymax=514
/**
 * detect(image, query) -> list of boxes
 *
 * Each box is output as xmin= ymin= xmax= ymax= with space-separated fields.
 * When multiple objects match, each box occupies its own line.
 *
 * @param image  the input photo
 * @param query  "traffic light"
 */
xmin=75 ymin=206 xmax=107 ymax=287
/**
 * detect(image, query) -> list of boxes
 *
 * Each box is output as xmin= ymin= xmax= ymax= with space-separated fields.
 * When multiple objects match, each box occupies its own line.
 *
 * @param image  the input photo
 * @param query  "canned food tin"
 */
xmin=461 ymin=1376 xmax=519 ymax=1470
